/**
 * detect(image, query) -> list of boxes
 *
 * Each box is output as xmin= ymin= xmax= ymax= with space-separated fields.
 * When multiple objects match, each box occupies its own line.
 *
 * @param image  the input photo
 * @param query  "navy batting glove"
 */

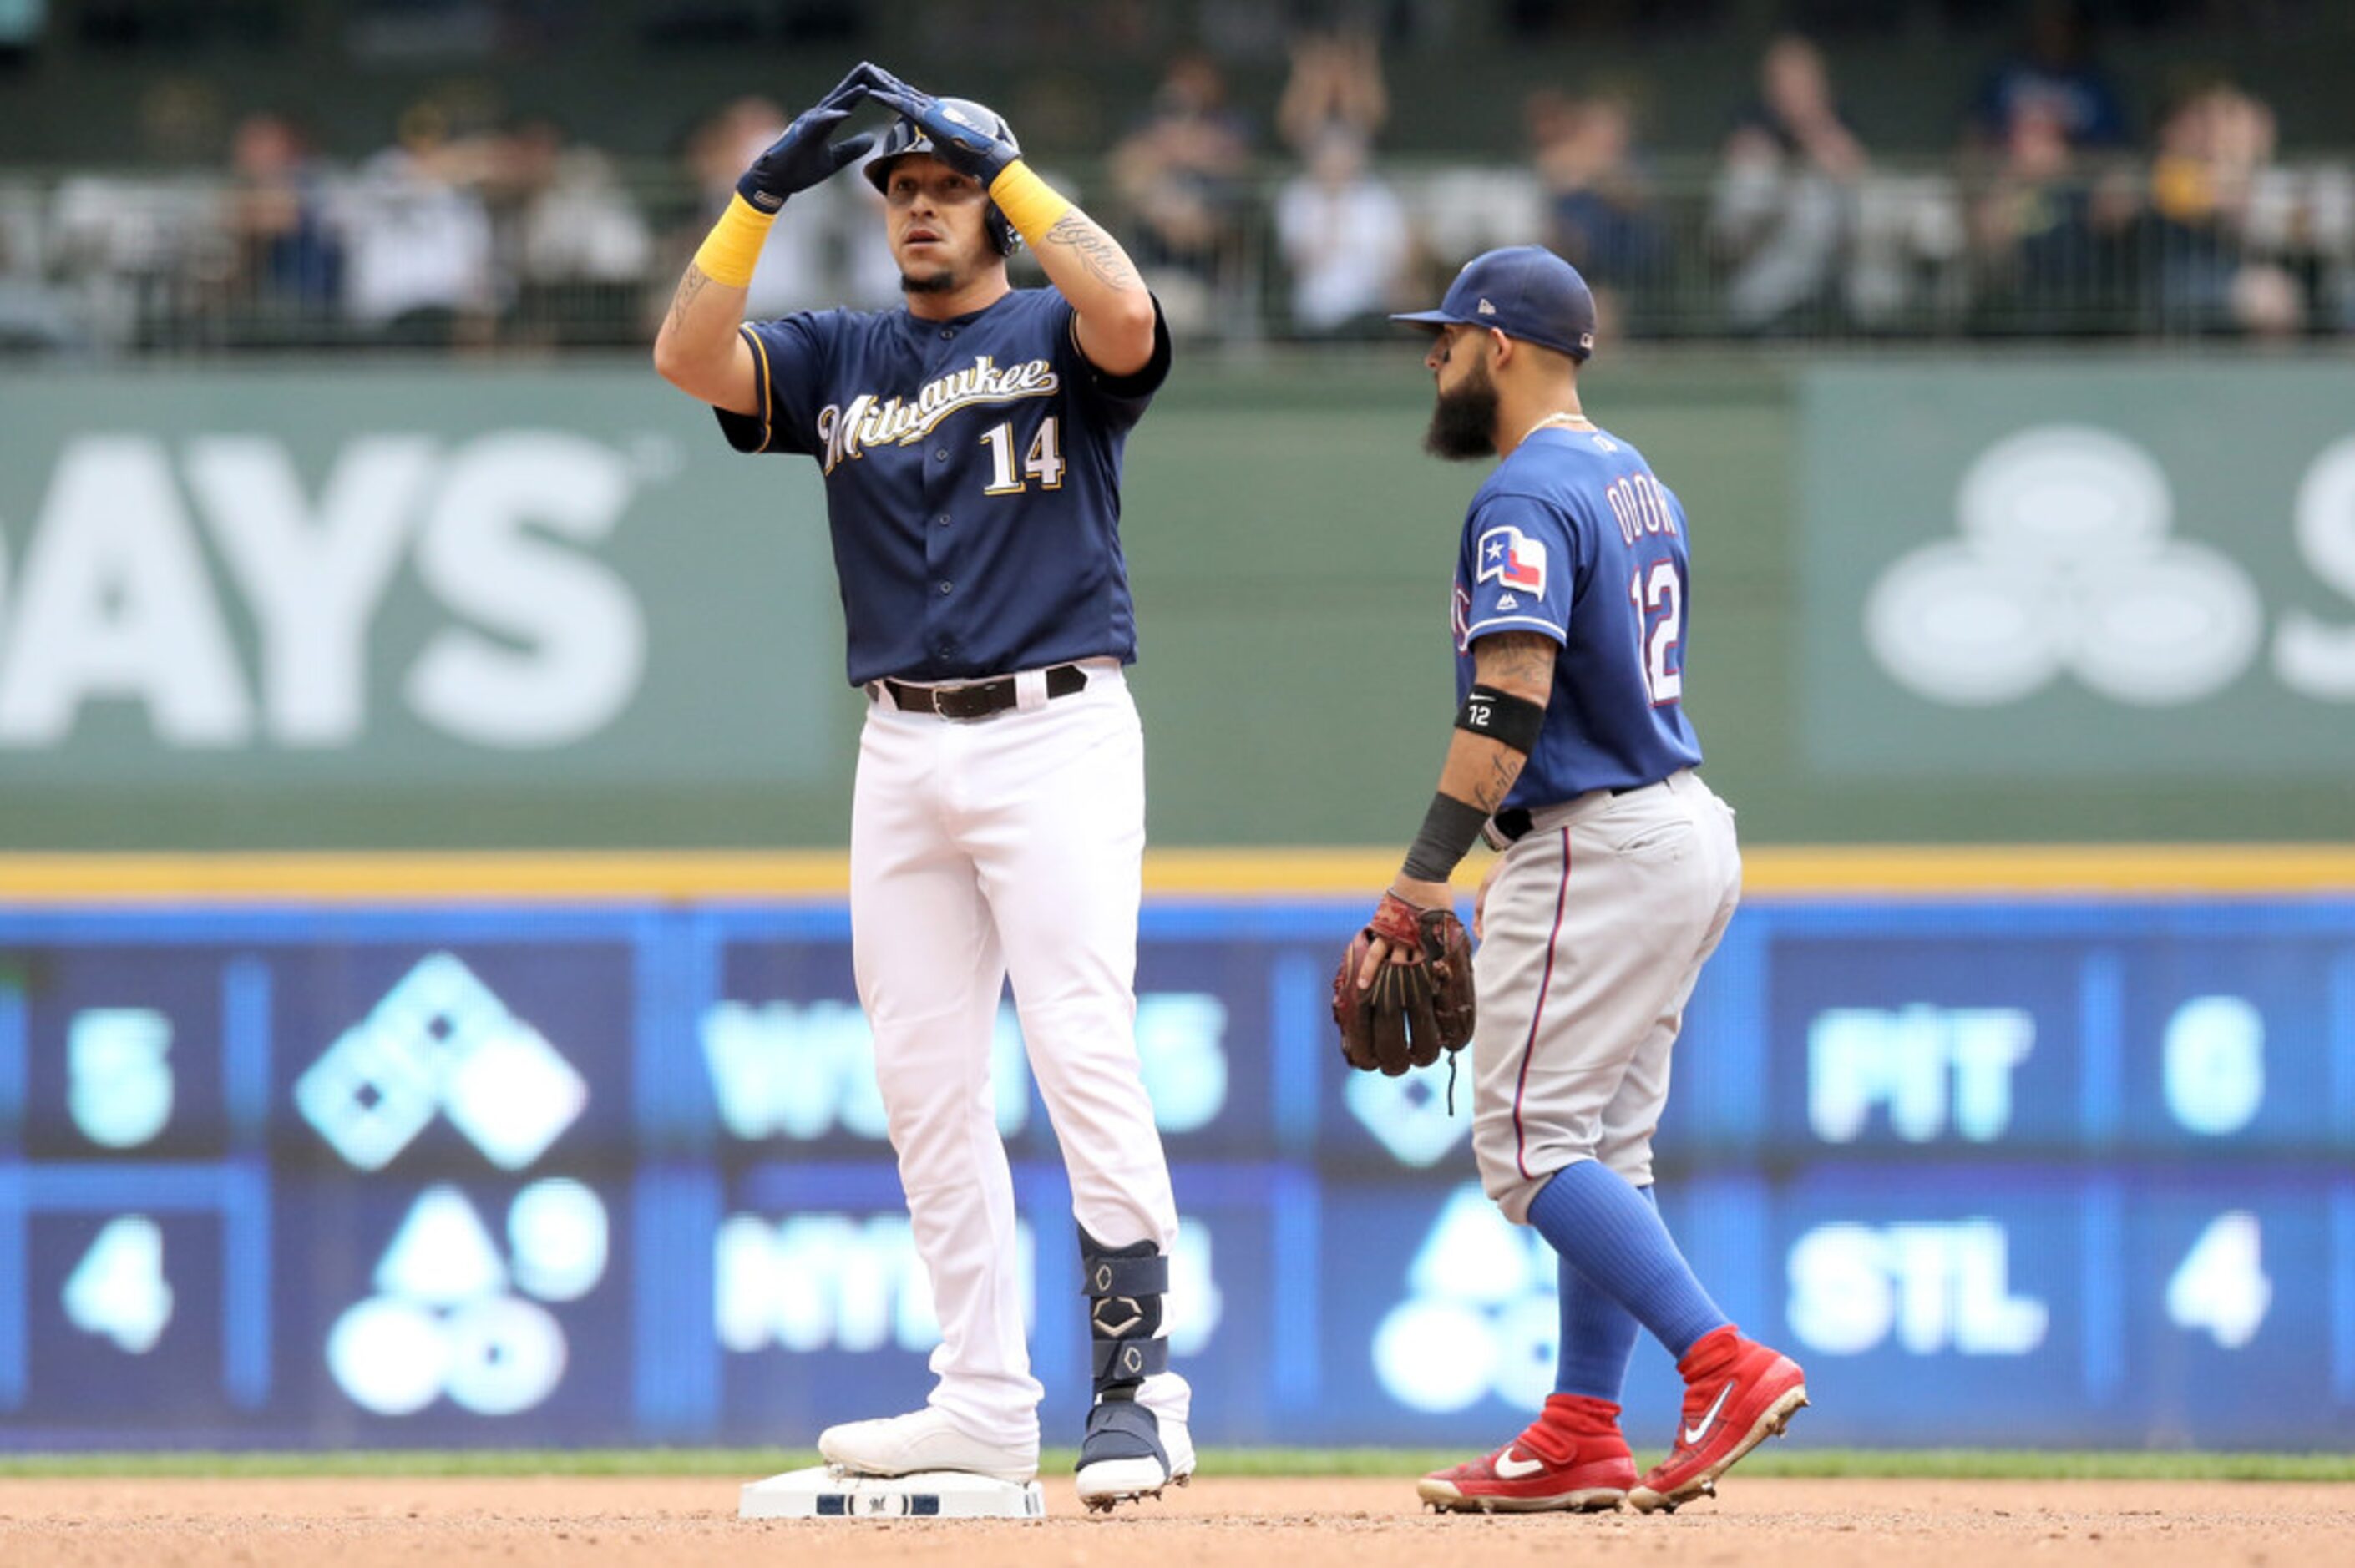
xmin=849 ymin=61 xmax=919 ymax=102
xmin=735 ymin=68 xmax=884 ymax=212
xmin=869 ymin=83 xmax=1019 ymax=185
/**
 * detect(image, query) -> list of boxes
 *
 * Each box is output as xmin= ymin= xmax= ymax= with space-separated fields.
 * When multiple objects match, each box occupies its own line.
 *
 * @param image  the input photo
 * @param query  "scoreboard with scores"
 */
xmin=0 ymin=894 xmax=2349 ymax=1450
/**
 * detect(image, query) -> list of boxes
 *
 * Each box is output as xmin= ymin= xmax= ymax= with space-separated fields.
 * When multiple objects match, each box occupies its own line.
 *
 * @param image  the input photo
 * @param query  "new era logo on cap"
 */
xmin=1477 ymin=299 xmax=1497 ymax=315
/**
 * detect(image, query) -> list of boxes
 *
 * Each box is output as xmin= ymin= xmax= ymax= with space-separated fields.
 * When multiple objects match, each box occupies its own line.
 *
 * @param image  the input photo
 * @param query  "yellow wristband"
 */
xmin=691 ymin=194 xmax=777 ymax=290
xmin=987 ymin=160 xmax=1073 ymax=247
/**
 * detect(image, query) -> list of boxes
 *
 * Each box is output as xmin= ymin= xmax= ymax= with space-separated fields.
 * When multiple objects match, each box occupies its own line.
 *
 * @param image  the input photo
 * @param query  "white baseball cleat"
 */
xmin=818 ymin=1408 xmax=1038 ymax=1484
xmin=1075 ymin=1409 xmax=1194 ymax=1512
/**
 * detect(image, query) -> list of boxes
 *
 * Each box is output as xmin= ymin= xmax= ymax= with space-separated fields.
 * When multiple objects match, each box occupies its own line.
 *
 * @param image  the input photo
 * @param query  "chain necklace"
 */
xmin=1517 ymin=411 xmax=1593 ymax=447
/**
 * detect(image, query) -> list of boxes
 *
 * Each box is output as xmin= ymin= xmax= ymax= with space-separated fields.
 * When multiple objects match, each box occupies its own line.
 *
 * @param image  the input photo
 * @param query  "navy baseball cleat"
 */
xmin=1627 ymin=1327 xmax=1808 ymax=1512
xmin=1075 ymin=1401 xmax=1194 ymax=1511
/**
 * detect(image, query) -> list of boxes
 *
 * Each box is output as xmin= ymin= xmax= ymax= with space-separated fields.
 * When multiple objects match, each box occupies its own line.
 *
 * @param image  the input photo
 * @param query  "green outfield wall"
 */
xmin=1 ymin=352 xmax=2350 ymax=850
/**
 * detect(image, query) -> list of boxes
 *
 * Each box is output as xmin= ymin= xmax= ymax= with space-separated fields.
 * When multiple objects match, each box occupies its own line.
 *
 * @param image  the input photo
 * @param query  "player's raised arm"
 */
xmin=866 ymin=74 xmax=1158 ymax=376
xmin=1028 ymin=200 xmax=1158 ymax=377
xmin=653 ymin=64 xmax=887 ymax=412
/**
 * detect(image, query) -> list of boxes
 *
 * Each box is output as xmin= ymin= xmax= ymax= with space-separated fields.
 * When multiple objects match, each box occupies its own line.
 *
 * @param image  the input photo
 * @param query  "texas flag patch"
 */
xmin=1476 ymin=526 xmax=1548 ymax=597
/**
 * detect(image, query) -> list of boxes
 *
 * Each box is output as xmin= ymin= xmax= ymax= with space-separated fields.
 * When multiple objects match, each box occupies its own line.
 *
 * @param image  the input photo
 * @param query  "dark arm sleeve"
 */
xmin=1058 ymin=296 xmax=1172 ymax=429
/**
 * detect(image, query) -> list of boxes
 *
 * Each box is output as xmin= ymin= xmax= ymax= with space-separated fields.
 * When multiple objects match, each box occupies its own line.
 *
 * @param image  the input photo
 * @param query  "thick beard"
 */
xmin=1424 ymin=362 xmax=1499 ymax=460
xmin=900 ymin=268 xmax=956 ymax=296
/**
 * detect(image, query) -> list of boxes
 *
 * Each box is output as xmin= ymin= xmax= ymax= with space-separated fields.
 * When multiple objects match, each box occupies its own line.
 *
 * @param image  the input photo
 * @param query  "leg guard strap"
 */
xmin=1091 ymin=1334 xmax=1171 ymax=1384
xmin=1084 ymin=1252 xmax=1169 ymax=1297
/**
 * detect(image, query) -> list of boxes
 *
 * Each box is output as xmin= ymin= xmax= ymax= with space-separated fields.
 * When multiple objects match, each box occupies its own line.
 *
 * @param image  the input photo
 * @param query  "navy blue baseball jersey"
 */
xmin=717 ymin=288 xmax=1171 ymax=686
xmin=1451 ymin=421 xmax=1704 ymax=805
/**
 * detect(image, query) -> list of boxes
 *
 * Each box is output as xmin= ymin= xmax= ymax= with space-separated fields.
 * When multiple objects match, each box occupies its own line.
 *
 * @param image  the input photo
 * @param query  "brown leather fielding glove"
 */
xmin=1332 ymin=892 xmax=1476 ymax=1075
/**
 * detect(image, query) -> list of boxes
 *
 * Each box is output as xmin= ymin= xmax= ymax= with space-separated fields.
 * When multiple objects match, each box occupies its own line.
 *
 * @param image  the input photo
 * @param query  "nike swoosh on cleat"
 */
xmin=1492 ymin=1451 xmax=1547 ymax=1479
xmin=1681 ymin=1382 xmax=1735 ymax=1447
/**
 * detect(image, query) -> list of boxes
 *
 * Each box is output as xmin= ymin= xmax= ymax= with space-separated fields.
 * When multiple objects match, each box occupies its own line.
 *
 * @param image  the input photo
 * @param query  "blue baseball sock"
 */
xmin=1529 ymin=1163 xmax=1729 ymax=1361
xmin=1555 ymin=1216 xmax=1642 ymax=1400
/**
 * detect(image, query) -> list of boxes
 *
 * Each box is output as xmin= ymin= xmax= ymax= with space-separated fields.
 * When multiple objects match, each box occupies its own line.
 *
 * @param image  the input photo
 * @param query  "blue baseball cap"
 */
xmin=1391 ymin=245 xmax=1597 ymax=361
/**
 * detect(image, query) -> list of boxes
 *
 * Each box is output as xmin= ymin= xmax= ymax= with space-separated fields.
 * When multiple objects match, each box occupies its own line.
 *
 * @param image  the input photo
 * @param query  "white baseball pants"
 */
xmin=1470 ymin=769 xmax=1743 ymax=1224
xmin=849 ymin=661 xmax=1188 ymax=1452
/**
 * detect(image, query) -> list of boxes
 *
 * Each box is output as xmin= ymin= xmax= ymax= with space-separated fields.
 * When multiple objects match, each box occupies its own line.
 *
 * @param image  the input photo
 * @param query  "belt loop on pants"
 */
xmin=869 ymin=661 xmax=1089 ymax=721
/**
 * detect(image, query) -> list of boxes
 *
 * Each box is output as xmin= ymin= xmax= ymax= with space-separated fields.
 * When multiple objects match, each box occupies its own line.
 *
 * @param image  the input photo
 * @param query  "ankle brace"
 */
xmin=1081 ymin=1229 xmax=1169 ymax=1399
xmin=1079 ymin=1229 xmax=1170 ymax=1467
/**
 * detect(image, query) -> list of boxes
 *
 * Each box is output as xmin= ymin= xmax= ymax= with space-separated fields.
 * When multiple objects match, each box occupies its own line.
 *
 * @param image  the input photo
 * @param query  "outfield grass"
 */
xmin=0 ymin=1449 xmax=2349 ymax=1482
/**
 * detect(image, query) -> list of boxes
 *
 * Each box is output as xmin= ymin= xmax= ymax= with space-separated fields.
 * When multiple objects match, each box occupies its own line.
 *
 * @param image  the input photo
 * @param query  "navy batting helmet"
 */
xmin=863 ymin=98 xmax=1024 ymax=255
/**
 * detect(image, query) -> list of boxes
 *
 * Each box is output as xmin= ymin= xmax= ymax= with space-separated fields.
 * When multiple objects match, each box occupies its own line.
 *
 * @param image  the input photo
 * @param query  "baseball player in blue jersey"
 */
xmin=653 ymin=63 xmax=1191 ymax=1510
xmin=1349 ymin=246 xmax=1807 ymax=1514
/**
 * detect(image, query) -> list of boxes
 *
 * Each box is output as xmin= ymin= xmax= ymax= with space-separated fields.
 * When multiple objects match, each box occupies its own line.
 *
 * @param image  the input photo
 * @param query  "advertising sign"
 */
xmin=1801 ymin=363 xmax=2355 ymax=777
xmin=0 ymin=895 xmax=2349 ymax=1449
xmin=0 ymin=372 xmax=841 ymax=787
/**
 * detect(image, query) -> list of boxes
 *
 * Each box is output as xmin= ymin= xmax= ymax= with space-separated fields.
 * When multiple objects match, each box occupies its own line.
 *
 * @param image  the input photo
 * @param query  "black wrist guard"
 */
xmin=1401 ymin=791 xmax=1490 ymax=883
xmin=1457 ymin=685 xmax=1546 ymax=755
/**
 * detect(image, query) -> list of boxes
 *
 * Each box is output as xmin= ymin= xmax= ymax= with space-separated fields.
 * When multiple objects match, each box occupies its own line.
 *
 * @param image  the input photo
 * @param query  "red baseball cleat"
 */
xmin=1627 ymin=1326 xmax=1808 ymax=1512
xmin=1417 ymin=1394 xmax=1637 ymax=1513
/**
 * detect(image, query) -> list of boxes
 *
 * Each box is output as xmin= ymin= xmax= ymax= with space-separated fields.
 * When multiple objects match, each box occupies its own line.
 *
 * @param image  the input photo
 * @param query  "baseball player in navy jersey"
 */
xmin=1350 ymin=245 xmax=1807 ymax=1514
xmin=653 ymin=63 xmax=1191 ymax=1510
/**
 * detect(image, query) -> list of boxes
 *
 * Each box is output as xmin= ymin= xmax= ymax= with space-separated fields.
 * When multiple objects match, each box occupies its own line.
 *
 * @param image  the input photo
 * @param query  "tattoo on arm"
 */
xmin=1041 ymin=211 xmax=1143 ymax=292
xmin=666 ymin=266 xmax=711 ymax=335
xmin=1474 ymin=631 xmax=1557 ymax=697
xmin=1471 ymin=747 xmax=1524 ymax=814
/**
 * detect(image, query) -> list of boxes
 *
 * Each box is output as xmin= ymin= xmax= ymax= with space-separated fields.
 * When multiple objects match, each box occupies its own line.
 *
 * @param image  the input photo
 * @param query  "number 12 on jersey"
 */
xmin=980 ymin=417 xmax=1066 ymax=494
xmin=1628 ymin=559 xmax=1684 ymax=705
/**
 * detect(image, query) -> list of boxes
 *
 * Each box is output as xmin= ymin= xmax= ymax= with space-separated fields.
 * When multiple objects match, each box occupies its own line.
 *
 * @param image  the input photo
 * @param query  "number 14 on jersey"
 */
xmin=980 ymin=417 xmax=1065 ymax=495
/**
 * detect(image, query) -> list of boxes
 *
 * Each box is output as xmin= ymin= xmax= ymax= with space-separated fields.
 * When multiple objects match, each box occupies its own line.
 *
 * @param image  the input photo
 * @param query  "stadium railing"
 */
xmin=0 ymin=154 xmax=2349 ymax=357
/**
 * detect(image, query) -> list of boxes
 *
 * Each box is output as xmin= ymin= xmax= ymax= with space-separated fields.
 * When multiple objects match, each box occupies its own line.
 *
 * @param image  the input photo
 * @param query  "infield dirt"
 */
xmin=1 ymin=1475 xmax=2346 ymax=1566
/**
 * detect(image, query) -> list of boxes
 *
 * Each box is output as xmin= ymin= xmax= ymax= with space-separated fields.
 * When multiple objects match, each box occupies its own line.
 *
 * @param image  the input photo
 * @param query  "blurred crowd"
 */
xmin=3 ymin=10 xmax=2353 ymax=357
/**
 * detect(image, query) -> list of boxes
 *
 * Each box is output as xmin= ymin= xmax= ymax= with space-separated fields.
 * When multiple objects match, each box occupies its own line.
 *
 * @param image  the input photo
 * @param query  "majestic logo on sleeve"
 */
xmin=816 ymin=355 xmax=1060 ymax=474
xmin=1476 ymin=526 xmax=1548 ymax=597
